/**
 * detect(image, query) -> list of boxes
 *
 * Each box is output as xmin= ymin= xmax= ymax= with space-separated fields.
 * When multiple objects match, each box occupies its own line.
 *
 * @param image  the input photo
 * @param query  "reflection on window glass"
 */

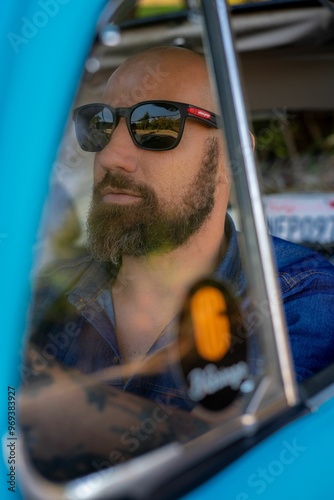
xmin=253 ymin=110 xmax=334 ymax=263
xmin=20 ymin=46 xmax=262 ymax=483
xmin=19 ymin=37 xmax=334 ymax=491
xmin=254 ymin=110 xmax=334 ymax=194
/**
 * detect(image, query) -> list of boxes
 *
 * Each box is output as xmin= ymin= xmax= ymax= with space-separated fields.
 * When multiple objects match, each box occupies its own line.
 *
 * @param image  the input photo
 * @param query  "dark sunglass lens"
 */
xmin=76 ymin=105 xmax=114 ymax=152
xmin=131 ymin=103 xmax=181 ymax=150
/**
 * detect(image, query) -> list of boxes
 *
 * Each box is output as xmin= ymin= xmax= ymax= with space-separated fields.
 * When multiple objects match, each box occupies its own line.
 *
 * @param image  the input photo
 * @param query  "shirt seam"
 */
xmin=279 ymin=269 xmax=334 ymax=292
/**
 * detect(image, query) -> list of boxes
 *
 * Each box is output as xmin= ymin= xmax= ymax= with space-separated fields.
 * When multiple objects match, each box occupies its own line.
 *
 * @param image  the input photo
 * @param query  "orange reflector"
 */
xmin=190 ymin=286 xmax=231 ymax=362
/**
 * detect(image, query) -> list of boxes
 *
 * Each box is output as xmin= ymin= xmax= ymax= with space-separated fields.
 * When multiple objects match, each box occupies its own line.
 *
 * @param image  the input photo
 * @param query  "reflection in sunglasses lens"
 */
xmin=131 ymin=103 xmax=181 ymax=150
xmin=79 ymin=106 xmax=114 ymax=151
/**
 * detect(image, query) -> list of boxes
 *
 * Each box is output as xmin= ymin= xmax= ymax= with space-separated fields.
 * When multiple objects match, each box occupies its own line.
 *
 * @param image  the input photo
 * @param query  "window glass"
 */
xmin=253 ymin=110 xmax=334 ymax=264
xmin=19 ymin=33 xmax=266 ymax=487
xmin=18 ymin=2 xmax=334 ymax=495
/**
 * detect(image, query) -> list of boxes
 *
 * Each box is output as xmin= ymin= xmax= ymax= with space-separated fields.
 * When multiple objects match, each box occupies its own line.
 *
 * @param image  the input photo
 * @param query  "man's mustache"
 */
xmin=94 ymin=172 xmax=150 ymax=199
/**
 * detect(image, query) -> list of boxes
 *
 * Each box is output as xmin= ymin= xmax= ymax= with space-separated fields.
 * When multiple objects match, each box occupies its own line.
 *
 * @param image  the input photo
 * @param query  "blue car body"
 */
xmin=1 ymin=1 xmax=333 ymax=499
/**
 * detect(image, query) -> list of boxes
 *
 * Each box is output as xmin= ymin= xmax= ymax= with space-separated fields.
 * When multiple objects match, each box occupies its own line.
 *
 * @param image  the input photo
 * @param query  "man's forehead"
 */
xmin=117 ymin=46 xmax=206 ymax=71
xmin=103 ymin=49 xmax=213 ymax=108
xmin=104 ymin=63 xmax=171 ymax=103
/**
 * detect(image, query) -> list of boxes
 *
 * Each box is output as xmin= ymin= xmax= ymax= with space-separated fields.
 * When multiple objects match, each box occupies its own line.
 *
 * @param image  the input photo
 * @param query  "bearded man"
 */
xmin=27 ymin=46 xmax=334 ymax=411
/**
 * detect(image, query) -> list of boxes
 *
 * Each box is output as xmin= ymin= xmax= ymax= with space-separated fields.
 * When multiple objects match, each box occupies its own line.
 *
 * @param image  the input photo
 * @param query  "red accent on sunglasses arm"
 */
xmin=187 ymin=107 xmax=212 ymax=120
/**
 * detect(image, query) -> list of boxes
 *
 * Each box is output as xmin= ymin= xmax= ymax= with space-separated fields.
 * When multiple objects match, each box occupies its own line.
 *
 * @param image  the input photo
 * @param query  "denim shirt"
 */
xmin=28 ymin=215 xmax=334 ymax=410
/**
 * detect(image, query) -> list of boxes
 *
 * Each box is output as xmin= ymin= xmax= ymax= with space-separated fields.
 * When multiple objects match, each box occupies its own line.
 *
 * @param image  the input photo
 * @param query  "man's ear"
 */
xmin=250 ymin=131 xmax=255 ymax=151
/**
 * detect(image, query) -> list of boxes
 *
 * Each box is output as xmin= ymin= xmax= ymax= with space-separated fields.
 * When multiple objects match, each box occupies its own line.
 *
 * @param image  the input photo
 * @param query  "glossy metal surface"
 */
xmin=201 ymin=0 xmax=299 ymax=408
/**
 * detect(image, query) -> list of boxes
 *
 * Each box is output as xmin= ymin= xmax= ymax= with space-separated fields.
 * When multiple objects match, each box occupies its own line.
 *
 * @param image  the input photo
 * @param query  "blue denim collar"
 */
xmin=68 ymin=213 xmax=244 ymax=309
xmin=67 ymin=214 xmax=245 ymax=359
xmin=212 ymin=213 xmax=245 ymax=296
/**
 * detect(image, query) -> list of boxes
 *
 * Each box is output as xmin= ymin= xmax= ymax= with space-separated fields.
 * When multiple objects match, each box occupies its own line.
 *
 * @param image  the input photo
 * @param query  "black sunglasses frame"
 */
xmin=73 ymin=100 xmax=219 ymax=152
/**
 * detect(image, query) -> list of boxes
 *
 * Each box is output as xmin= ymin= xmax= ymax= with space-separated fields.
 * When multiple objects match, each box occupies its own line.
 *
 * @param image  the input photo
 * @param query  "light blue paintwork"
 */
xmin=1 ymin=2 xmax=333 ymax=499
xmin=0 ymin=1 xmax=107 ymax=498
xmin=182 ymin=397 xmax=334 ymax=500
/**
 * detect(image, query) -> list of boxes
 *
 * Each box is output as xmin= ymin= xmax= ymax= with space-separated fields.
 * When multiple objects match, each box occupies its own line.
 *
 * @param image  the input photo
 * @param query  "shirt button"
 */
xmin=113 ymin=356 xmax=119 ymax=364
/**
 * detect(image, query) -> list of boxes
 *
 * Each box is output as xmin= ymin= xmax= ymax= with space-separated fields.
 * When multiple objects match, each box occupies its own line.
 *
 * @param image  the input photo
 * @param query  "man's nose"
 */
xmin=94 ymin=118 xmax=139 ymax=174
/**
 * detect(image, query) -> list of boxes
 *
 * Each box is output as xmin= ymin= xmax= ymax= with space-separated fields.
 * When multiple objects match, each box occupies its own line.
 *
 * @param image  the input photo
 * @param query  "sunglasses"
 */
xmin=73 ymin=100 xmax=218 ymax=152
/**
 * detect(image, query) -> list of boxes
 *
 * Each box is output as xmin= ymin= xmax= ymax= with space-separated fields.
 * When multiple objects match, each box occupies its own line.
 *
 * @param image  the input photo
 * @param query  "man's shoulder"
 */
xmin=271 ymin=235 xmax=334 ymax=272
xmin=30 ymin=253 xmax=103 ymax=319
xmin=271 ymin=236 xmax=334 ymax=294
xmin=271 ymin=237 xmax=334 ymax=381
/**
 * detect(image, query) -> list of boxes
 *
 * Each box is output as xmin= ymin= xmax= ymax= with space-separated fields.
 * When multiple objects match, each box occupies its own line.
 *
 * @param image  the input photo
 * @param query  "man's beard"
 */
xmin=87 ymin=137 xmax=219 ymax=265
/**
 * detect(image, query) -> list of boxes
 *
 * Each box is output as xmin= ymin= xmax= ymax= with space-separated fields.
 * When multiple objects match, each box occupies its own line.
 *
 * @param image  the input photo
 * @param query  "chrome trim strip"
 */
xmin=201 ymin=0 xmax=299 ymax=407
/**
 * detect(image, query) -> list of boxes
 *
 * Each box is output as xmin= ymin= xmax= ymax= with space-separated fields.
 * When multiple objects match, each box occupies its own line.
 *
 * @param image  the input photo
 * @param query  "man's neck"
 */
xmin=110 ymin=213 xmax=227 ymax=363
xmin=113 ymin=217 xmax=226 ymax=308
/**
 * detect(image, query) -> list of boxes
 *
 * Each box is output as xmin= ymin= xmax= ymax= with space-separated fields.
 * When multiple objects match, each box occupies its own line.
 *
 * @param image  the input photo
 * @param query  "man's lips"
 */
xmin=100 ymin=187 xmax=142 ymax=204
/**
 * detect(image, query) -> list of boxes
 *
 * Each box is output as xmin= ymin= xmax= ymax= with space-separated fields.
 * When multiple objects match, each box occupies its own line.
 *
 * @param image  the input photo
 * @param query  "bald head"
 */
xmin=103 ymin=46 xmax=216 ymax=112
